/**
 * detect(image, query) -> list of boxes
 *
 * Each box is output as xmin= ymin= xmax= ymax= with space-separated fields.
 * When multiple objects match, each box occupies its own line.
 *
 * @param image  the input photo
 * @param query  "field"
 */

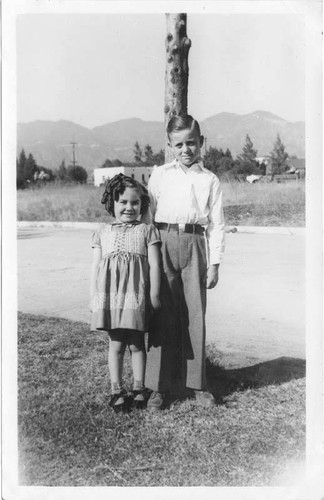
xmin=18 ymin=312 xmax=306 ymax=487
xmin=17 ymin=180 xmax=305 ymax=226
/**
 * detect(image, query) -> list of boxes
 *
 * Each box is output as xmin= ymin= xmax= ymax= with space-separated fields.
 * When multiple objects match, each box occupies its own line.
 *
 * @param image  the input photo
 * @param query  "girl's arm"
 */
xmin=90 ymin=247 xmax=102 ymax=310
xmin=147 ymin=243 xmax=161 ymax=310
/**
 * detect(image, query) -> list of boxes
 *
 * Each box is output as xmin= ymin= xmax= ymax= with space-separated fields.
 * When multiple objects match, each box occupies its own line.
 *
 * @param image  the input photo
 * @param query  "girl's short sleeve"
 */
xmin=145 ymin=224 xmax=161 ymax=246
xmin=91 ymin=230 xmax=101 ymax=249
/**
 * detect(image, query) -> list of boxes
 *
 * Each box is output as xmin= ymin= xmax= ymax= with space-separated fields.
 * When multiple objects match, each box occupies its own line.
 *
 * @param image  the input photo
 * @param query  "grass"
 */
xmin=222 ymin=181 xmax=305 ymax=227
xmin=17 ymin=180 xmax=305 ymax=226
xmin=18 ymin=312 xmax=306 ymax=487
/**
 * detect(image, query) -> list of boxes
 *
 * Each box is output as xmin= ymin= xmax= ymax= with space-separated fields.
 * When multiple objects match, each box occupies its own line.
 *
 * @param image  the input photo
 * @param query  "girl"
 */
xmin=90 ymin=174 xmax=161 ymax=412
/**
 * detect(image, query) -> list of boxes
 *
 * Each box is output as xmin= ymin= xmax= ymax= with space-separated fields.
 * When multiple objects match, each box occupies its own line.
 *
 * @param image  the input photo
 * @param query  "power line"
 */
xmin=70 ymin=141 xmax=78 ymax=167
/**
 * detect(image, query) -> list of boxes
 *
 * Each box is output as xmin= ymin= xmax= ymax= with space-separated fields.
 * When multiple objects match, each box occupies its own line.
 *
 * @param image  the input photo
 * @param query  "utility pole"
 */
xmin=204 ymin=136 xmax=208 ymax=156
xmin=70 ymin=141 xmax=77 ymax=167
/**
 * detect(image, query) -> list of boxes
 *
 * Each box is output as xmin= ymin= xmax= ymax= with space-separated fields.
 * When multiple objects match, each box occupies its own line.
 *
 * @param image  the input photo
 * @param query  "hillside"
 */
xmin=17 ymin=111 xmax=305 ymax=172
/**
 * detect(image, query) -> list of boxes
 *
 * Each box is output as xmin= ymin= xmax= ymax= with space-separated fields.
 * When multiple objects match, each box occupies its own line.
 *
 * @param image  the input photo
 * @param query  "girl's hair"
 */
xmin=166 ymin=114 xmax=201 ymax=139
xmin=101 ymin=173 xmax=150 ymax=217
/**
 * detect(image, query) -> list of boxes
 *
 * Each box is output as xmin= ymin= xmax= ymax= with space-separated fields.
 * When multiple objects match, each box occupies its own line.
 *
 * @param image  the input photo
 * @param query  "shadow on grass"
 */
xmin=18 ymin=312 xmax=305 ymax=409
xmin=206 ymin=355 xmax=306 ymax=404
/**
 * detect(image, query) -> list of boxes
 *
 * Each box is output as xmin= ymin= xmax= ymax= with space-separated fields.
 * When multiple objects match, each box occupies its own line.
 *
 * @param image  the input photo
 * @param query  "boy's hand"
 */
xmin=206 ymin=265 xmax=219 ymax=289
xmin=150 ymin=294 xmax=161 ymax=310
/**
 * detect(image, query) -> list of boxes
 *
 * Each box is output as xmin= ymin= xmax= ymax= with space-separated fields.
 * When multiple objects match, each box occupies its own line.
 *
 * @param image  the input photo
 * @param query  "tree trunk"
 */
xmin=164 ymin=13 xmax=191 ymax=162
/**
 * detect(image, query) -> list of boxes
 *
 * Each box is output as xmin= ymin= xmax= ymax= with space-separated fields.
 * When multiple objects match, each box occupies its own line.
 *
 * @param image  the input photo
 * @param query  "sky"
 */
xmin=16 ymin=11 xmax=305 ymax=128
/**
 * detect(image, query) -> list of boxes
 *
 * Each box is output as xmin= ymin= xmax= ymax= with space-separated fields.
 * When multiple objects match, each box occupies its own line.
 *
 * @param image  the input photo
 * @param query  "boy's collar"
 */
xmin=171 ymin=158 xmax=204 ymax=170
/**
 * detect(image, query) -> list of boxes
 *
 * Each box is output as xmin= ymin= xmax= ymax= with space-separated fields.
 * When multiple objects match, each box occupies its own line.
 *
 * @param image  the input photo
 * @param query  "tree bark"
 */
xmin=164 ymin=13 xmax=191 ymax=162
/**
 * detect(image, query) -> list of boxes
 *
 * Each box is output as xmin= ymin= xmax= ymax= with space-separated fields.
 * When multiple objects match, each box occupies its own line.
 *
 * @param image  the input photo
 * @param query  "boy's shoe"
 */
xmin=193 ymin=390 xmax=216 ymax=408
xmin=147 ymin=391 xmax=164 ymax=411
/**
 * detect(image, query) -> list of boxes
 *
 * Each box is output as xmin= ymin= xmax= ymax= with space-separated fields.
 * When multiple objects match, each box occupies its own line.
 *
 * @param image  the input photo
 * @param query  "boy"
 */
xmin=145 ymin=114 xmax=225 ymax=409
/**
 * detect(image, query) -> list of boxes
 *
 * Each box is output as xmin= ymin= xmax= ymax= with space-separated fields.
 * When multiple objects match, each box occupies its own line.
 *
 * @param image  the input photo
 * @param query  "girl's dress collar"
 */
xmin=111 ymin=220 xmax=141 ymax=228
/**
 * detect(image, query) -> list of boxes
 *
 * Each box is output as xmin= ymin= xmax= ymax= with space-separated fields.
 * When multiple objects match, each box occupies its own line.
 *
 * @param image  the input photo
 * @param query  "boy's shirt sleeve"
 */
xmin=147 ymin=166 xmax=160 ymax=220
xmin=140 ymin=165 xmax=160 ymax=224
xmin=206 ymin=177 xmax=226 ymax=265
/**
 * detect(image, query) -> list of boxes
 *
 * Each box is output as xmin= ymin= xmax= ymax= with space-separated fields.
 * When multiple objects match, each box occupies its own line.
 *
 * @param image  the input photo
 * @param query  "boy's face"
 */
xmin=168 ymin=128 xmax=204 ymax=168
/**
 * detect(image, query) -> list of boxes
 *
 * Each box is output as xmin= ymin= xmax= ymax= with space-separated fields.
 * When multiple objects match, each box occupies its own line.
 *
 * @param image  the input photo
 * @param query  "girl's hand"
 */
xmin=206 ymin=265 xmax=219 ymax=289
xmin=150 ymin=294 xmax=161 ymax=310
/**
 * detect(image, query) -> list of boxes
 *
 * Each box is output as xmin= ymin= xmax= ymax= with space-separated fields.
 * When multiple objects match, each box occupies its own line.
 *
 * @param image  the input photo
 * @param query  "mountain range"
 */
xmin=17 ymin=111 xmax=305 ymax=173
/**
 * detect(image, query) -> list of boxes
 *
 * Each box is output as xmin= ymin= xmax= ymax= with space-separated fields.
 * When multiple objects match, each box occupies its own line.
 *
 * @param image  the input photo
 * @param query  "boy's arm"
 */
xmin=206 ymin=177 xmax=225 ymax=288
xmin=147 ymin=243 xmax=161 ymax=310
xmin=206 ymin=264 xmax=219 ymax=289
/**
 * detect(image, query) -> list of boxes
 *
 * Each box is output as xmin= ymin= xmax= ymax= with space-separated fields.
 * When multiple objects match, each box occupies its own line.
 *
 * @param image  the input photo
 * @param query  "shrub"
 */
xmin=67 ymin=165 xmax=88 ymax=184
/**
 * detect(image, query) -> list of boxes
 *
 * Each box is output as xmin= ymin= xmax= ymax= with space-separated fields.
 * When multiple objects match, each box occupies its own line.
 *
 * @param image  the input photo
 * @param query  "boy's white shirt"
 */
xmin=146 ymin=159 xmax=225 ymax=265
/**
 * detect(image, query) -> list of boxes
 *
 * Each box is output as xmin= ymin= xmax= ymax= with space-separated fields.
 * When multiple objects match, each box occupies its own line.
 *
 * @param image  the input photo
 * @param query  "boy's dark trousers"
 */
xmin=146 ymin=227 xmax=208 ymax=393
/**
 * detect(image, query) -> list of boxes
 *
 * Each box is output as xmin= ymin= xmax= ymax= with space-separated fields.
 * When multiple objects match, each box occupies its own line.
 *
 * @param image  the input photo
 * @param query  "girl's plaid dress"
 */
xmin=91 ymin=221 xmax=160 ymax=332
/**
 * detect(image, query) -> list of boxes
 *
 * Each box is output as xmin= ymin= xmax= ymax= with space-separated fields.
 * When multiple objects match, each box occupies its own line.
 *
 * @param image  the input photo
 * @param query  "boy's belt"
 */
xmin=155 ymin=222 xmax=205 ymax=235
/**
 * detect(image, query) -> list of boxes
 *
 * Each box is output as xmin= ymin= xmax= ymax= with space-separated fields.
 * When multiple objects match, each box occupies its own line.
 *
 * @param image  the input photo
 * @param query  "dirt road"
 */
xmin=17 ymin=227 xmax=305 ymax=367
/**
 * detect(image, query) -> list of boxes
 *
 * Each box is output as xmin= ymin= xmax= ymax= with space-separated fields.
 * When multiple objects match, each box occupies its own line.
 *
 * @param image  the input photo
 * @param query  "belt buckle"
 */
xmin=178 ymin=223 xmax=186 ymax=233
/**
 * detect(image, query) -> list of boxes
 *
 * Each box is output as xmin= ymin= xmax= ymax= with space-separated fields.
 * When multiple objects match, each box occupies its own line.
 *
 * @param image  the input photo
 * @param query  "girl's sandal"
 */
xmin=109 ymin=390 xmax=129 ymax=413
xmin=131 ymin=388 xmax=149 ymax=410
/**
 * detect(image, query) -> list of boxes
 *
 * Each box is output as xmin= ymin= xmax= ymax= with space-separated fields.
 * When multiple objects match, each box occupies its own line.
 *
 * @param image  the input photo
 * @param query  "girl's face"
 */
xmin=114 ymin=187 xmax=142 ymax=223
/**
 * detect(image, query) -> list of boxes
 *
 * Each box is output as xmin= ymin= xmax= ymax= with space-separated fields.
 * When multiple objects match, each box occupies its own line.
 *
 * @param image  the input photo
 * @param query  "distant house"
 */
xmin=93 ymin=165 xmax=154 ymax=187
xmin=286 ymin=158 xmax=306 ymax=176
xmin=256 ymin=156 xmax=270 ymax=165
xmin=260 ymin=157 xmax=305 ymax=179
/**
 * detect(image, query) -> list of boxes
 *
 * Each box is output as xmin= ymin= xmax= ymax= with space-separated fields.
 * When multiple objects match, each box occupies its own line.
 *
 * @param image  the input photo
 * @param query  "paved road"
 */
xmin=17 ymin=227 xmax=305 ymax=367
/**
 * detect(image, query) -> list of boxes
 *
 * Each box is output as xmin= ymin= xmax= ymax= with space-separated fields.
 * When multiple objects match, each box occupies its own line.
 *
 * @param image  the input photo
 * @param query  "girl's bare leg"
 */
xmin=108 ymin=331 xmax=127 ymax=392
xmin=129 ymin=334 xmax=146 ymax=390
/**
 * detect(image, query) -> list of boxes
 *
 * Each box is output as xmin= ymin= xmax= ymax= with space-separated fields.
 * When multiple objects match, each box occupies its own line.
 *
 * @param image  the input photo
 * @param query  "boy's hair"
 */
xmin=166 ymin=114 xmax=201 ymax=139
xmin=101 ymin=173 xmax=150 ymax=217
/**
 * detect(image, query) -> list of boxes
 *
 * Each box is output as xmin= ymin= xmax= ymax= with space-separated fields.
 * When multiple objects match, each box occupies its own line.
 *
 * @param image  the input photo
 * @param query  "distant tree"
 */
xmin=144 ymin=144 xmax=154 ymax=165
xmin=67 ymin=165 xmax=88 ymax=184
xmin=203 ymin=145 xmax=264 ymax=180
xmin=18 ymin=148 xmax=27 ymax=167
xmin=152 ymin=149 xmax=165 ymax=166
xmin=203 ymin=146 xmax=221 ymax=172
xmin=101 ymin=158 xmax=123 ymax=168
xmin=203 ymin=147 xmax=235 ymax=176
xmin=101 ymin=158 xmax=113 ymax=168
xmin=16 ymin=149 xmax=40 ymax=188
xmin=24 ymin=153 xmax=38 ymax=182
xmin=111 ymin=158 xmax=123 ymax=166
xmin=268 ymin=134 xmax=289 ymax=175
xmin=133 ymin=141 xmax=143 ymax=164
xmin=17 ymin=149 xmax=27 ymax=188
xmin=237 ymin=134 xmax=257 ymax=163
xmin=235 ymin=134 xmax=261 ymax=176
xmin=231 ymin=160 xmax=257 ymax=176
xmin=57 ymin=160 xmax=68 ymax=181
